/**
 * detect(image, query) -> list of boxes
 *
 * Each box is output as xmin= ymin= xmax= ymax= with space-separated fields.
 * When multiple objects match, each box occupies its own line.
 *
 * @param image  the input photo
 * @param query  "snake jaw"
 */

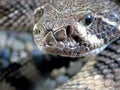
xmin=40 ymin=23 xmax=103 ymax=57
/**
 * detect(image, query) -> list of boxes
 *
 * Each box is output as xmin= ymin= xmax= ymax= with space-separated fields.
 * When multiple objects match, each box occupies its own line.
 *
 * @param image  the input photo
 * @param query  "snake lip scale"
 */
xmin=40 ymin=25 xmax=107 ymax=57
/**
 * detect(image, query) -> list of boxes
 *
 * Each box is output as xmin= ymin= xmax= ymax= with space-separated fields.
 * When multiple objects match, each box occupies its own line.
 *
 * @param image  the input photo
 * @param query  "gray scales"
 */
xmin=0 ymin=0 xmax=120 ymax=90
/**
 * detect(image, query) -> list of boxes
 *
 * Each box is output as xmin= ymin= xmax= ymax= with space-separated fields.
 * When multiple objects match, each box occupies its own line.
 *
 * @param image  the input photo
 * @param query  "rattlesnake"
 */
xmin=0 ymin=0 xmax=120 ymax=90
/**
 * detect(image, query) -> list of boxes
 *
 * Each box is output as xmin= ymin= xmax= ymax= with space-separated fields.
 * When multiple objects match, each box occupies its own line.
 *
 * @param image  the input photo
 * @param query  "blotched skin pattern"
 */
xmin=0 ymin=0 xmax=120 ymax=90
xmin=34 ymin=0 xmax=120 ymax=90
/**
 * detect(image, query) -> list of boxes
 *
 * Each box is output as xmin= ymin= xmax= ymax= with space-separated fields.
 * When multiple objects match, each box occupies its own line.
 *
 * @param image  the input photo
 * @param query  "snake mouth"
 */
xmin=43 ymin=25 xmax=95 ymax=57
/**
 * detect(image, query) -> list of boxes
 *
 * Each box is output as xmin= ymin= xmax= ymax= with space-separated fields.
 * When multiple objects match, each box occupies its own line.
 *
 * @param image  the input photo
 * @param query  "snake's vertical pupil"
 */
xmin=84 ymin=13 xmax=93 ymax=25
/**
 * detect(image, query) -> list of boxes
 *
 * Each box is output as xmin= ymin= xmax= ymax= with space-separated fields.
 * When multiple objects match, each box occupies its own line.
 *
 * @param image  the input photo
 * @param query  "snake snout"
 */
xmin=43 ymin=24 xmax=88 ymax=56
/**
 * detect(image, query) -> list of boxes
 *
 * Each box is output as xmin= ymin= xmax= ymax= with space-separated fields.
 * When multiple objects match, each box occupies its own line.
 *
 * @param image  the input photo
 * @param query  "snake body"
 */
xmin=56 ymin=37 xmax=120 ymax=90
xmin=0 ymin=0 xmax=120 ymax=90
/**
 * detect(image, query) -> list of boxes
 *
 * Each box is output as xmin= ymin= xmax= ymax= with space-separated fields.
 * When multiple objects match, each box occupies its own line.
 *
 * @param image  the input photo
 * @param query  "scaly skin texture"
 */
xmin=56 ymin=38 xmax=120 ymax=90
xmin=0 ymin=0 xmax=49 ymax=31
xmin=34 ymin=0 xmax=120 ymax=57
xmin=0 ymin=0 xmax=120 ymax=90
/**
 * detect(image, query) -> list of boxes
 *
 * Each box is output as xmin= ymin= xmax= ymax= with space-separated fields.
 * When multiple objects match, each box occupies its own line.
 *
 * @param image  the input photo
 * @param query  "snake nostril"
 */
xmin=66 ymin=25 xmax=73 ymax=37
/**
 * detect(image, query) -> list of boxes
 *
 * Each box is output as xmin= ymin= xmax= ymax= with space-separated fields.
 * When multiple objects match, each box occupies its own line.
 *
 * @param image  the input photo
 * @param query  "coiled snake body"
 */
xmin=0 ymin=0 xmax=120 ymax=90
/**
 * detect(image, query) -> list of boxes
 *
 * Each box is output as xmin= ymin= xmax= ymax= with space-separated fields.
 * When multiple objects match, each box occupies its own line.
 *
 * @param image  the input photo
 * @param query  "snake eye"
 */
xmin=84 ymin=13 xmax=93 ymax=26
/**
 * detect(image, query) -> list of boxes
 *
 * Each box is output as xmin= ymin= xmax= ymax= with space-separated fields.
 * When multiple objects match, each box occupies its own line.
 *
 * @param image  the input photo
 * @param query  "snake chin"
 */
xmin=43 ymin=43 xmax=107 ymax=57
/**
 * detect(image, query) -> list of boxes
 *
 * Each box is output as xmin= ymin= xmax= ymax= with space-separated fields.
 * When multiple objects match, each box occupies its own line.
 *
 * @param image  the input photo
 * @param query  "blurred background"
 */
xmin=0 ymin=30 xmax=85 ymax=90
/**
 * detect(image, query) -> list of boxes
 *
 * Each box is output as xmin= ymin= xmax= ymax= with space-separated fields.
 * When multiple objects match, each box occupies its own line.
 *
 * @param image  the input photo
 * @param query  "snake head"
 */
xmin=33 ymin=1 xmax=120 ymax=57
